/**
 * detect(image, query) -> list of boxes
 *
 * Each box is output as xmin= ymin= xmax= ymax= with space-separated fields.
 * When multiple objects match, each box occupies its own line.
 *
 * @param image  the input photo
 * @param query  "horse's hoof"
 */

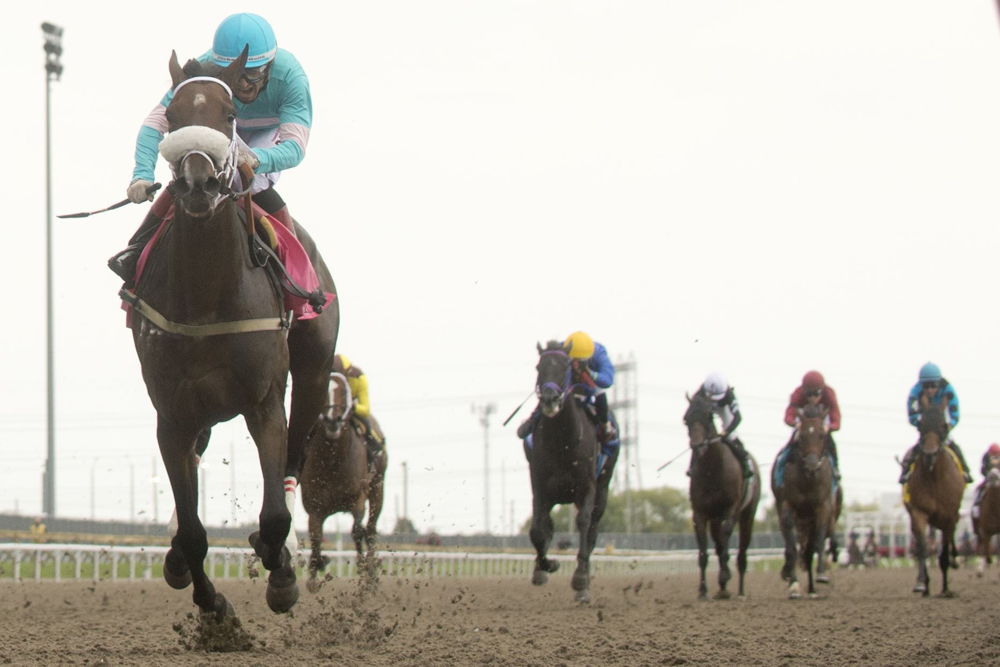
xmin=808 ymin=592 xmax=819 ymax=600
xmin=571 ymin=570 xmax=589 ymax=592
xmin=937 ymin=590 xmax=957 ymax=599
xmin=531 ymin=569 xmax=548 ymax=586
xmin=713 ymin=590 xmax=731 ymax=600
xmin=575 ymin=589 xmax=591 ymax=604
xmin=266 ymin=565 xmax=299 ymax=613
xmin=201 ymin=593 xmax=235 ymax=623
xmin=912 ymin=584 xmax=927 ymax=594
xmin=545 ymin=559 xmax=560 ymax=574
xmin=817 ymin=574 xmax=830 ymax=584
xmin=163 ymin=549 xmax=192 ymax=590
xmin=306 ymin=577 xmax=322 ymax=594
xmin=788 ymin=582 xmax=801 ymax=600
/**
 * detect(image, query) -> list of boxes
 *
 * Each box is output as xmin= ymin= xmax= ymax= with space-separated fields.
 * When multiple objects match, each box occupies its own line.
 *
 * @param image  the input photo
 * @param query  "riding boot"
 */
xmin=517 ymin=405 xmax=541 ymax=440
xmin=599 ymin=419 xmax=618 ymax=445
xmin=727 ymin=437 xmax=754 ymax=479
xmin=107 ymin=189 xmax=174 ymax=285
xmin=898 ymin=445 xmax=918 ymax=484
xmin=948 ymin=441 xmax=974 ymax=483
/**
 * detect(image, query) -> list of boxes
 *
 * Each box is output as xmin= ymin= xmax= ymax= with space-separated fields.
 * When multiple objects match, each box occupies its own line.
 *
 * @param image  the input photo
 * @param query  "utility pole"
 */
xmin=401 ymin=461 xmax=409 ymax=524
xmin=41 ymin=22 xmax=63 ymax=518
xmin=472 ymin=402 xmax=496 ymax=534
xmin=609 ymin=353 xmax=638 ymax=533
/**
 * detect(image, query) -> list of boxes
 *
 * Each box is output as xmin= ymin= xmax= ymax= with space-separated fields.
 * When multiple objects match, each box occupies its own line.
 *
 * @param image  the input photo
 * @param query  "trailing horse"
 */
xmin=771 ymin=405 xmax=842 ymax=599
xmin=300 ymin=372 xmax=386 ymax=592
xmin=124 ymin=51 xmax=338 ymax=621
xmin=524 ymin=340 xmax=617 ymax=603
xmin=903 ymin=393 xmax=965 ymax=596
xmin=973 ymin=469 xmax=1000 ymax=576
xmin=683 ymin=392 xmax=760 ymax=599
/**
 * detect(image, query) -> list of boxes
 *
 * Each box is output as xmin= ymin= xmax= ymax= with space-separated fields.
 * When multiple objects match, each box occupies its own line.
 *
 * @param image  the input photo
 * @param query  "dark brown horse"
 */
xmin=903 ymin=394 xmax=965 ymax=596
xmin=525 ymin=340 xmax=617 ymax=603
xmin=771 ymin=405 xmax=842 ymax=599
xmin=127 ymin=51 xmax=338 ymax=620
xmin=973 ymin=468 xmax=1000 ymax=576
xmin=301 ymin=372 xmax=386 ymax=591
xmin=683 ymin=392 xmax=760 ymax=599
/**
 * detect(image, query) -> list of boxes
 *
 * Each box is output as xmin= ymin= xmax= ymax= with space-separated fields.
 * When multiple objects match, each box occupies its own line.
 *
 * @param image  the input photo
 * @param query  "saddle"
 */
xmin=130 ymin=202 xmax=332 ymax=322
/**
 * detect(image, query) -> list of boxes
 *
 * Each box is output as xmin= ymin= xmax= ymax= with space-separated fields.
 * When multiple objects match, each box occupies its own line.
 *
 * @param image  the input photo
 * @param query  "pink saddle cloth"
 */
xmin=127 ymin=203 xmax=333 ymax=323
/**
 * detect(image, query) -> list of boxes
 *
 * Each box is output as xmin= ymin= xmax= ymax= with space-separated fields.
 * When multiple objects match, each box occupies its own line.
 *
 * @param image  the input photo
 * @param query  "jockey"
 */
xmin=898 ymin=362 xmax=973 ymax=484
xmin=777 ymin=370 xmax=842 ymax=482
xmin=972 ymin=443 xmax=1000 ymax=515
xmin=688 ymin=372 xmax=754 ymax=479
xmin=333 ymin=354 xmax=386 ymax=467
xmin=517 ymin=331 xmax=617 ymax=444
xmin=109 ymin=13 xmax=313 ymax=284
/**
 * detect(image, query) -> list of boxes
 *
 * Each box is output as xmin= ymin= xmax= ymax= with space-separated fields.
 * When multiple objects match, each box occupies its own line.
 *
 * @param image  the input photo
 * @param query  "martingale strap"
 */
xmin=120 ymin=288 xmax=291 ymax=336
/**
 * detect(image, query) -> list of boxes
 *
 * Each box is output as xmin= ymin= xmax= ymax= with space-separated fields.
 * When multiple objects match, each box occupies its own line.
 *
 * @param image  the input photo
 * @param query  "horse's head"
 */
xmin=534 ymin=340 xmax=573 ymax=417
xmin=158 ymin=49 xmax=250 ymax=218
xmin=987 ymin=467 xmax=1000 ymax=489
xmin=917 ymin=392 xmax=948 ymax=459
xmin=794 ymin=404 xmax=829 ymax=475
xmin=683 ymin=392 xmax=718 ymax=456
xmin=317 ymin=372 xmax=353 ymax=440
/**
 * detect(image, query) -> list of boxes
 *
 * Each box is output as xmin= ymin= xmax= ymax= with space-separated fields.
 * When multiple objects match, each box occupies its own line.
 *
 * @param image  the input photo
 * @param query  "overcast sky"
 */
xmin=4 ymin=1 xmax=1000 ymax=536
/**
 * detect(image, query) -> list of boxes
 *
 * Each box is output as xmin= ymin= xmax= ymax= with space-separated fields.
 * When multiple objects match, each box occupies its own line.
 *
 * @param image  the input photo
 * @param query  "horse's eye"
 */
xmin=227 ymin=113 xmax=236 ymax=124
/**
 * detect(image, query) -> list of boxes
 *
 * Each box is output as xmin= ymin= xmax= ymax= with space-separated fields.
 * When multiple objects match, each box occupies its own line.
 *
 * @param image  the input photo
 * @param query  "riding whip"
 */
xmin=656 ymin=447 xmax=690 ymax=472
xmin=57 ymin=183 xmax=162 ymax=219
xmin=502 ymin=391 xmax=536 ymax=426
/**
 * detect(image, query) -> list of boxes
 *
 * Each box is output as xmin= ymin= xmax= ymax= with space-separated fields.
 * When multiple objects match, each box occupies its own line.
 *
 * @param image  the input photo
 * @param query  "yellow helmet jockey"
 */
xmin=564 ymin=331 xmax=595 ymax=360
xmin=333 ymin=354 xmax=351 ymax=373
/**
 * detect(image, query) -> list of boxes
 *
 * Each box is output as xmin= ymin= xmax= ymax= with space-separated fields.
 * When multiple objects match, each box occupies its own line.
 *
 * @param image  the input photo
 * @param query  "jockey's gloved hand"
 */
xmin=127 ymin=179 xmax=155 ymax=203
xmin=238 ymin=147 xmax=261 ymax=171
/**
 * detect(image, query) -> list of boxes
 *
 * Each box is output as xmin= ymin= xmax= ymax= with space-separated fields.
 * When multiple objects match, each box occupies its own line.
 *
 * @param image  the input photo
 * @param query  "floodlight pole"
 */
xmin=473 ymin=403 xmax=496 ymax=534
xmin=42 ymin=22 xmax=63 ymax=518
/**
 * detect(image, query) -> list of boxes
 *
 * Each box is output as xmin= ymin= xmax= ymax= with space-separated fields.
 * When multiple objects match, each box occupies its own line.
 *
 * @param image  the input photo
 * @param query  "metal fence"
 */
xmin=0 ymin=542 xmax=790 ymax=584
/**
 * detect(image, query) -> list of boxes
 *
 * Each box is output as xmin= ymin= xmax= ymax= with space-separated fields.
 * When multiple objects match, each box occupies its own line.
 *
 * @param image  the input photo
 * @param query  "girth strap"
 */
xmin=120 ymin=288 xmax=291 ymax=336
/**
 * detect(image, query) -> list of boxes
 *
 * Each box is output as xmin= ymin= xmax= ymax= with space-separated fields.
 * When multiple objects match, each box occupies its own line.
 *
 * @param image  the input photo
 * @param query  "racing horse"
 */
xmin=300 ymin=372 xmax=386 ymax=591
xmin=126 ymin=51 xmax=338 ymax=620
xmin=771 ymin=404 xmax=842 ymax=599
xmin=974 ymin=467 xmax=1000 ymax=576
xmin=683 ymin=392 xmax=760 ymax=599
xmin=525 ymin=340 xmax=618 ymax=603
xmin=903 ymin=393 xmax=965 ymax=596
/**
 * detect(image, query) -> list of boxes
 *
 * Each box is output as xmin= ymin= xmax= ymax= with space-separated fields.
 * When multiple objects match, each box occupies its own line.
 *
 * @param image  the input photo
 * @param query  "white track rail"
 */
xmin=0 ymin=543 xmax=788 ymax=584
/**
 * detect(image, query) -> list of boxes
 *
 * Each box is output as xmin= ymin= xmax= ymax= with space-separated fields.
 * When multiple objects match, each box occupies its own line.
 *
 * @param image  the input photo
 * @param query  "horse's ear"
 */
xmin=168 ymin=50 xmax=184 ymax=88
xmin=219 ymin=45 xmax=250 ymax=89
xmin=536 ymin=341 xmax=543 ymax=355
xmin=685 ymin=392 xmax=691 ymax=403
xmin=564 ymin=340 xmax=573 ymax=355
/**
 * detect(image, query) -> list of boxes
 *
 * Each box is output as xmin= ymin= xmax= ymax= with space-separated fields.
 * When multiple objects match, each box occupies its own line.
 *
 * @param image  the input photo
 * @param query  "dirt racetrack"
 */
xmin=2 ymin=563 xmax=999 ymax=665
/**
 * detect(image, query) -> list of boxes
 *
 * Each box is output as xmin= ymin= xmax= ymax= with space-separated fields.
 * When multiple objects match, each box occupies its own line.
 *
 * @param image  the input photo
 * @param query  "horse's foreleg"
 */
xmin=710 ymin=518 xmax=733 ymax=599
xmin=286 ymin=332 xmax=334 ymax=483
xmin=244 ymin=397 xmax=298 ymax=614
xmin=693 ymin=514 xmax=710 ymax=600
xmin=736 ymin=507 xmax=755 ymax=597
xmin=814 ymin=510 xmax=831 ymax=585
xmin=910 ymin=514 xmax=930 ymax=596
xmin=778 ymin=504 xmax=798 ymax=585
xmin=571 ymin=487 xmax=599 ymax=601
xmin=938 ymin=527 xmax=955 ymax=597
xmin=305 ymin=513 xmax=327 ymax=593
xmin=366 ymin=471 xmax=385 ymax=559
xmin=158 ymin=419 xmax=230 ymax=620
xmin=529 ymin=500 xmax=558 ymax=585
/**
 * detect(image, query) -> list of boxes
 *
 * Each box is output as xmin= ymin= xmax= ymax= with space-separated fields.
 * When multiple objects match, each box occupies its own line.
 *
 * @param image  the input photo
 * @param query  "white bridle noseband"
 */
xmin=158 ymin=76 xmax=245 ymax=200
